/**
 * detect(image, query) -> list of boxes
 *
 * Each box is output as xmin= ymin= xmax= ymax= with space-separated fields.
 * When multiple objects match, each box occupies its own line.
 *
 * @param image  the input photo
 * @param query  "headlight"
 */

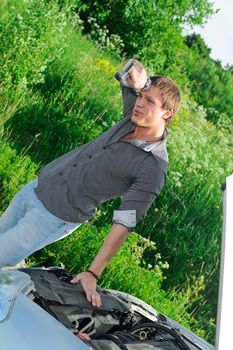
xmin=0 ymin=270 xmax=33 ymax=322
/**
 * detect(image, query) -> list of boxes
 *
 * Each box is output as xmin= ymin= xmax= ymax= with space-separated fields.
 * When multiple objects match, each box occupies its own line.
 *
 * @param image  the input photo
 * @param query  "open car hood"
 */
xmin=0 ymin=267 xmax=214 ymax=350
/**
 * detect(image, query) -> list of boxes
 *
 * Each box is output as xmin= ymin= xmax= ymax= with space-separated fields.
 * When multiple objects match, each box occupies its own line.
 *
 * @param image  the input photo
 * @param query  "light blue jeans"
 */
xmin=0 ymin=179 xmax=81 ymax=268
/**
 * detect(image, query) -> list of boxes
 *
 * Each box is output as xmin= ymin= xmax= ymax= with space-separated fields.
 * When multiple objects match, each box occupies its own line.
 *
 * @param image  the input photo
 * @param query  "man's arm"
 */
xmin=71 ymin=223 xmax=129 ymax=307
xmin=120 ymin=60 xmax=148 ymax=118
xmin=71 ymin=61 xmax=151 ymax=306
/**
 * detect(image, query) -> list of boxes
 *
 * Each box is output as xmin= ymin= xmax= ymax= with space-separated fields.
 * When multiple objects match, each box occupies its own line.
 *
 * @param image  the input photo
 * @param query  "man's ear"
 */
xmin=162 ymin=110 xmax=173 ymax=121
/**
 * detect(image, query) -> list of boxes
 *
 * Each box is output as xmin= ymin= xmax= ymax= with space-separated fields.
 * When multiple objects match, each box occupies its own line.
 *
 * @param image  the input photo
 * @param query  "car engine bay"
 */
xmin=18 ymin=267 xmax=203 ymax=350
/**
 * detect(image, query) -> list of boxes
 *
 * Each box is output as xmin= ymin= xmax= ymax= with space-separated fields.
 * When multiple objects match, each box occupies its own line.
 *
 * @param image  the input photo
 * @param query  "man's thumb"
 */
xmin=70 ymin=274 xmax=81 ymax=284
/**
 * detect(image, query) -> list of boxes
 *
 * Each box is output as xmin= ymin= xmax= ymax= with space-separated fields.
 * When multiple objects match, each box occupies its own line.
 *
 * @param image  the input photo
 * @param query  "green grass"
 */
xmin=0 ymin=132 xmax=38 ymax=212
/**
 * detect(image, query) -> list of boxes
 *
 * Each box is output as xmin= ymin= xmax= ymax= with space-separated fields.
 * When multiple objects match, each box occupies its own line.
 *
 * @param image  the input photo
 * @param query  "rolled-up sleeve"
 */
xmin=113 ymin=160 xmax=166 ymax=231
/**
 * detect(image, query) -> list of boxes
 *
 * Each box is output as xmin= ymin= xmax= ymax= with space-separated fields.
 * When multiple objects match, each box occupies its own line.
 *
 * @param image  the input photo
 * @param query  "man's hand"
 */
xmin=70 ymin=224 xmax=129 ymax=308
xmin=75 ymin=332 xmax=91 ymax=341
xmin=70 ymin=271 xmax=101 ymax=307
xmin=127 ymin=60 xmax=148 ymax=90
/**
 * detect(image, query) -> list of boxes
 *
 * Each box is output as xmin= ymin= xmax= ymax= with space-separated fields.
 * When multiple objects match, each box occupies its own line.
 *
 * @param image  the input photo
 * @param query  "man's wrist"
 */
xmin=141 ymin=77 xmax=152 ymax=91
xmin=85 ymin=269 xmax=99 ymax=280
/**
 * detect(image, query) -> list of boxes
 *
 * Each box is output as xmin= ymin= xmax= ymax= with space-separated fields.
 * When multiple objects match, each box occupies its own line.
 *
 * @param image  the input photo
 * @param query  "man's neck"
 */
xmin=130 ymin=125 xmax=166 ymax=142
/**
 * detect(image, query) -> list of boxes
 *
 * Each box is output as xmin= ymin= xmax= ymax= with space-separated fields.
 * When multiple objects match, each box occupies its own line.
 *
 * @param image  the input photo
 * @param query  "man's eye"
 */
xmin=148 ymin=98 xmax=155 ymax=104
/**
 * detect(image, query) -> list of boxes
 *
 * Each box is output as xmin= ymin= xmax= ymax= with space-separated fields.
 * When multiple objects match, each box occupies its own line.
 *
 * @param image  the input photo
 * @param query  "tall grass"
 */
xmin=0 ymin=132 xmax=38 ymax=212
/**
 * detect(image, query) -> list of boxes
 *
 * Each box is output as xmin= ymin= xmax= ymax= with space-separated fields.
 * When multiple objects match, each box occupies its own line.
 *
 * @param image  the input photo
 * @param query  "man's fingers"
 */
xmin=86 ymin=288 xmax=101 ymax=307
xmin=70 ymin=275 xmax=81 ymax=284
xmin=132 ymin=60 xmax=144 ymax=72
xmin=135 ymin=64 xmax=143 ymax=73
xmin=95 ymin=294 xmax=102 ymax=308
xmin=91 ymin=290 xmax=101 ymax=308
xmin=76 ymin=333 xmax=91 ymax=341
xmin=86 ymin=289 xmax=92 ymax=302
xmin=70 ymin=273 xmax=101 ymax=307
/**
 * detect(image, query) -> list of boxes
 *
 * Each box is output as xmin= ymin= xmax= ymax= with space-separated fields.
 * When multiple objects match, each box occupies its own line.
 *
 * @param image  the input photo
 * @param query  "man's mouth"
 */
xmin=133 ymin=109 xmax=142 ymax=116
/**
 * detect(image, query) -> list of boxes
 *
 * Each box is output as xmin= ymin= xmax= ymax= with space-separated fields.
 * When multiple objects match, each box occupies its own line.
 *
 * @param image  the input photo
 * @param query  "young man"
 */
xmin=0 ymin=61 xmax=181 ymax=307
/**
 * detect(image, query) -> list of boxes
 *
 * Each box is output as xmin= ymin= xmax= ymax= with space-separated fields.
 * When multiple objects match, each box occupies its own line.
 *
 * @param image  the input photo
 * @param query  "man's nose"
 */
xmin=136 ymin=97 xmax=144 ymax=107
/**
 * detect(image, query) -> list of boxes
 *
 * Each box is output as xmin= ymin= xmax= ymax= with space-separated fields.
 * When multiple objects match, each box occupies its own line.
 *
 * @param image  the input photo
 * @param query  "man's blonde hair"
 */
xmin=151 ymin=75 xmax=181 ymax=120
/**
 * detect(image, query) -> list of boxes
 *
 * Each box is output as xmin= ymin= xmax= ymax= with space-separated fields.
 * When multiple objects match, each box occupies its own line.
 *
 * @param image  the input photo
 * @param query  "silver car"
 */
xmin=0 ymin=266 xmax=214 ymax=350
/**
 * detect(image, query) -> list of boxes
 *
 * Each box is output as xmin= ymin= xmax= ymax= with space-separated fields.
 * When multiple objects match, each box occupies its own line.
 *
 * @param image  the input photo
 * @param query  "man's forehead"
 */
xmin=143 ymin=86 xmax=163 ymax=102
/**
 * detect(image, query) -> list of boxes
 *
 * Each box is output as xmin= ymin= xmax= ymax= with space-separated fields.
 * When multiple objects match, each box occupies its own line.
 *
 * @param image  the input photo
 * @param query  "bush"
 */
xmin=0 ymin=0 xmax=75 ymax=88
xmin=75 ymin=0 xmax=215 ymax=85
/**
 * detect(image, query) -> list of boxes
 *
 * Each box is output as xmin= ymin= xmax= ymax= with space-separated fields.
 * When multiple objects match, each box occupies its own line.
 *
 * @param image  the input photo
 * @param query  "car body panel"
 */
xmin=0 ymin=268 xmax=214 ymax=350
xmin=0 ymin=272 xmax=90 ymax=350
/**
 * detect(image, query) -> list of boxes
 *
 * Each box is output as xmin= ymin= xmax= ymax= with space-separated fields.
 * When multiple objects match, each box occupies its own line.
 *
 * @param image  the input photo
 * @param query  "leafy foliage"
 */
xmin=0 ymin=0 xmax=75 ymax=96
xmin=185 ymin=33 xmax=233 ymax=125
xmin=75 ymin=0 xmax=215 ymax=83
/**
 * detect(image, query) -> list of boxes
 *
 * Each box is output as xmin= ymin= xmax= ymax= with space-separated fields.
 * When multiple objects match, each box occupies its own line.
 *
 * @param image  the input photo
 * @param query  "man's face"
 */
xmin=131 ymin=87 xmax=171 ymax=128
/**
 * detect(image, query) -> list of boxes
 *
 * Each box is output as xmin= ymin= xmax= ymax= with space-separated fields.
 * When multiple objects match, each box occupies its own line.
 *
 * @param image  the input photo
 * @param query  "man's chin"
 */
xmin=131 ymin=114 xmax=143 ymax=126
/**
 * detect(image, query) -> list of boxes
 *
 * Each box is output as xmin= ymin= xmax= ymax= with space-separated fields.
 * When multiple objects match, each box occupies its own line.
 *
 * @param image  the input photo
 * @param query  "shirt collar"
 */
xmin=121 ymin=128 xmax=168 ymax=153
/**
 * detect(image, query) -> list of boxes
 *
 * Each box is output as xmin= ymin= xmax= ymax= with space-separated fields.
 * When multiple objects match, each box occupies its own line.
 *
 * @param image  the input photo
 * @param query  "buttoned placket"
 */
xmin=58 ymin=125 xmax=165 ymax=179
xmin=78 ymin=121 xmax=136 ymax=164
